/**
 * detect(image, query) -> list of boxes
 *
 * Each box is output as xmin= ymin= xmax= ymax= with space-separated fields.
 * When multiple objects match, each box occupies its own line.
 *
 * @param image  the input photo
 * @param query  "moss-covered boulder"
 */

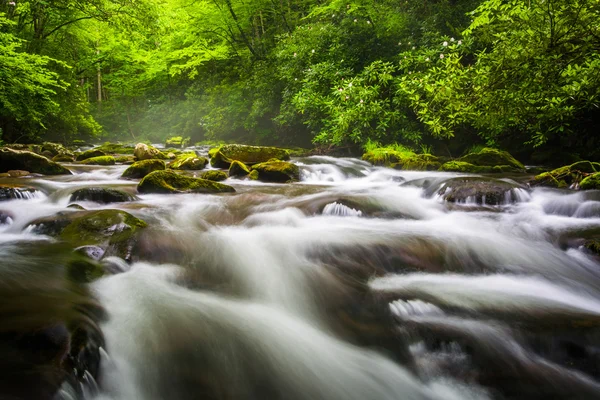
xmin=434 ymin=177 xmax=526 ymax=205
xmin=392 ymin=154 xmax=441 ymax=171
xmin=209 ymin=144 xmax=290 ymax=168
xmin=165 ymin=136 xmax=190 ymax=148
xmin=0 ymin=148 xmax=71 ymax=175
xmin=200 ymin=170 xmax=228 ymax=182
xmin=248 ymin=170 xmax=259 ymax=180
xmin=457 ymin=148 xmax=525 ymax=171
xmin=69 ymin=187 xmax=138 ymax=204
xmin=251 ymin=161 xmax=300 ymax=183
xmin=122 ymin=159 xmax=166 ymax=179
xmin=0 ymin=170 xmax=31 ymax=178
xmin=115 ymin=155 xmax=136 ymax=164
xmin=28 ymin=209 xmax=147 ymax=260
xmin=229 ymin=160 xmax=251 ymax=177
xmin=76 ymin=149 xmax=107 ymax=161
xmin=134 ymin=143 xmax=165 ymax=161
xmin=531 ymin=161 xmax=600 ymax=188
xmin=52 ymin=154 xmax=75 ymax=162
xmin=81 ymin=156 xmax=116 ymax=165
xmin=580 ymin=172 xmax=600 ymax=190
xmin=96 ymin=142 xmax=135 ymax=155
xmin=584 ymin=238 xmax=600 ymax=256
xmin=168 ymin=152 xmax=208 ymax=170
xmin=137 ymin=170 xmax=236 ymax=194
xmin=42 ymin=142 xmax=75 ymax=160
xmin=0 ymin=185 xmax=40 ymax=201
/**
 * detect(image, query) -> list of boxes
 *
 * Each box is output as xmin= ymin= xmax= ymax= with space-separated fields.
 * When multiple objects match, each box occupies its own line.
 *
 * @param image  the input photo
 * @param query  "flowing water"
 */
xmin=1 ymin=152 xmax=600 ymax=400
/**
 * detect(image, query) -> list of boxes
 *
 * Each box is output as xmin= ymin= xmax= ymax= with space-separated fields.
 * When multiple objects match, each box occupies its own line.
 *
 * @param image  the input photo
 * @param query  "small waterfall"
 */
xmin=322 ymin=202 xmax=363 ymax=217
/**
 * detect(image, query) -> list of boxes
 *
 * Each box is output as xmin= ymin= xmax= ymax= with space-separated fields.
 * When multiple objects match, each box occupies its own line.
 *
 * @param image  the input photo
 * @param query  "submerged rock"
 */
xmin=434 ymin=177 xmax=528 ymax=205
xmin=0 ymin=185 xmax=41 ymax=201
xmin=137 ymin=170 xmax=236 ymax=194
xmin=69 ymin=187 xmax=137 ymax=204
xmin=76 ymin=149 xmax=107 ymax=161
xmin=531 ymin=161 xmax=600 ymax=188
xmin=0 ymin=148 xmax=71 ymax=175
xmin=210 ymin=144 xmax=290 ymax=168
xmin=122 ymin=159 xmax=166 ymax=179
xmin=228 ymin=160 xmax=251 ymax=177
xmin=251 ymin=161 xmax=300 ymax=183
xmin=134 ymin=143 xmax=165 ymax=161
xmin=80 ymin=156 xmax=116 ymax=165
xmin=168 ymin=152 xmax=208 ymax=170
xmin=200 ymin=170 xmax=228 ymax=182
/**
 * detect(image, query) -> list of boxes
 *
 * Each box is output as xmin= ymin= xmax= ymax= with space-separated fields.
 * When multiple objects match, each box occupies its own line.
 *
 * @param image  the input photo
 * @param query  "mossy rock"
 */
xmin=122 ymin=159 xmax=166 ymax=179
xmin=229 ymin=160 xmax=251 ymax=177
xmin=251 ymin=161 xmax=300 ymax=183
xmin=69 ymin=187 xmax=138 ymax=204
xmin=28 ymin=209 xmax=147 ymax=260
xmin=434 ymin=177 xmax=525 ymax=205
xmin=580 ymin=173 xmax=600 ymax=190
xmin=76 ymin=149 xmax=107 ymax=161
xmin=164 ymin=136 xmax=190 ymax=148
xmin=137 ymin=170 xmax=236 ymax=194
xmin=209 ymin=144 xmax=290 ymax=168
xmin=0 ymin=185 xmax=40 ymax=201
xmin=457 ymin=148 xmax=524 ymax=171
xmin=584 ymin=238 xmax=600 ymax=256
xmin=0 ymin=148 xmax=71 ymax=175
xmin=96 ymin=142 xmax=136 ymax=155
xmin=168 ymin=152 xmax=208 ymax=170
xmin=134 ymin=143 xmax=166 ymax=161
xmin=362 ymin=149 xmax=405 ymax=166
xmin=248 ymin=170 xmax=259 ymax=180
xmin=439 ymin=161 xmax=488 ymax=173
xmin=200 ymin=170 xmax=228 ymax=182
xmin=285 ymin=147 xmax=312 ymax=157
xmin=115 ymin=155 xmax=136 ymax=164
xmin=531 ymin=161 xmax=600 ymax=188
xmin=53 ymin=154 xmax=75 ymax=162
xmin=392 ymin=154 xmax=441 ymax=171
xmin=81 ymin=156 xmax=116 ymax=166
xmin=66 ymin=256 xmax=105 ymax=283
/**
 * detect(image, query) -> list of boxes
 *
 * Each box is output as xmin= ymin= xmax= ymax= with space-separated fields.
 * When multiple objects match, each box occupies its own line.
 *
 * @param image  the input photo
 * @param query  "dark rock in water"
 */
xmin=138 ymin=170 xmax=235 ymax=194
xmin=66 ymin=257 xmax=105 ymax=283
xmin=433 ymin=177 xmax=528 ymax=205
xmin=200 ymin=170 xmax=228 ymax=182
xmin=101 ymin=256 xmax=131 ymax=274
xmin=210 ymin=144 xmax=290 ymax=168
xmin=69 ymin=187 xmax=137 ymax=204
xmin=76 ymin=148 xmax=106 ymax=161
xmin=0 ymin=210 xmax=13 ymax=224
xmin=229 ymin=160 xmax=251 ymax=177
xmin=28 ymin=209 xmax=147 ymax=261
xmin=0 ymin=185 xmax=40 ymax=201
xmin=122 ymin=159 xmax=165 ymax=179
xmin=531 ymin=161 xmax=600 ymax=188
xmin=74 ymin=245 xmax=106 ymax=261
xmin=251 ymin=161 xmax=300 ymax=183
xmin=0 ymin=148 xmax=71 ymax=175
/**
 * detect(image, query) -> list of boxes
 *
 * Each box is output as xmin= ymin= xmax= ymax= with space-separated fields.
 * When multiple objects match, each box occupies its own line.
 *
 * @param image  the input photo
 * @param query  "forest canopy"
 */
xmin=0 ymin=0 xmax=599 ymax=160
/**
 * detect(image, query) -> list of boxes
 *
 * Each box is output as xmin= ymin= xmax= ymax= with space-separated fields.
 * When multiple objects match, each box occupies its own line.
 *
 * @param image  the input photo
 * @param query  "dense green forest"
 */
xmin=0 ymin=0 xmax=599 ymax=160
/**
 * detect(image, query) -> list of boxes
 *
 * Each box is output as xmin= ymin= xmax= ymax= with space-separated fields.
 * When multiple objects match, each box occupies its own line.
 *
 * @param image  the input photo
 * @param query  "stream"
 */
xmin=1 ymin=150 xmax=600 ymax=400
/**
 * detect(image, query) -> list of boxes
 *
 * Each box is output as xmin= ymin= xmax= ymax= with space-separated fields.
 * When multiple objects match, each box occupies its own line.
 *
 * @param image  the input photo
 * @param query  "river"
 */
xmin=1 ymin=150 xmax=600 ymax=400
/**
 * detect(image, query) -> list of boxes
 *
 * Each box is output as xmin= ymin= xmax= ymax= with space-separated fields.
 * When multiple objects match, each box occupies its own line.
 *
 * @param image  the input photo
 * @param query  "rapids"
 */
xmin=1 ymin=152 xmax=600 ymax=400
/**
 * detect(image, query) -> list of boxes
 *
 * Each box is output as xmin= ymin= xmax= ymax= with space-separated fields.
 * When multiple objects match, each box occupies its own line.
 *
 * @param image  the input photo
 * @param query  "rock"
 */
xmin=165 ymin=136 xmax=190 ymax=148
xmin=28 ymin=209 xmax=147 ymax=261
xmin=251 ymin=161 xmax=300 ymax=183
xmin=76 ymin=149 xmax=107 ymax=161
xmin=80 ymin=156 xmax=116 ymax=165
xmin=52 ymin=154 xmax=75 ymax=162
xmin=200 ymin=170 xmax=228 ymax=181
xmin=69 ymin=187 xmax=137 ymax=204
xmin=115 ymin=155 xmax=136 ymax=164
xmin=440 ymin=161 xmax=490 ymax=173
xmin=66 ymin=257 xmax=105 ymax=283
xmin=531 ymin=161 xmax=600 ymax=188
xmin=137 ymin=170 xmax=236 ymax=194
xmin=434 ymin=177 xmax=527 ymax=205
xmin=584 ymin=239 xmax=600 ymax=256
xmin=209 ymin=144 xmax=290 ymax=168
xmin=7 ymin=170 xmax=30 ymax=177
xmin=0 ymin=148 xmax=71 ymax=175
xmin=580 ymin=172 xmax=600 ymax=190
xmin=95 ymin=142 xmax=135 ymax=155
xmin=229 ymin=160 xmax=251 ymax=177
xmin=74 ymin=245 xmax=105 ymax=261
xmin=41 ymin=150 xmax=54 ymax=159
xmin=391 ymin=154 xmax=441 ymax=171
xmin=0 ymin=185 xmax=40 ymax=201
xmin=457 ymin=147 xmax=524 ymax=171
xmin=248 ymin=170 xmax=259 ymax=180
xmin=134 ymin=143 xmax=165 ymax=161
xmin=168 ymin=152 xmax=208 ymax=170
xmin=0 ymin=210 xmax=14 ymax=224
xmin=122 ymin=159 xmax=166 ymax=179
xmin=41 ymin=142 xmax=73 ymax=158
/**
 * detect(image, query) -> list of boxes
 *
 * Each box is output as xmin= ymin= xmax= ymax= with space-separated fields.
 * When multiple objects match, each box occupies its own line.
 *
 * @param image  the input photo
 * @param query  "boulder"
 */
xmin=52 ymin=154 xmax=75 ymax=162
xmin=168 ymin=153 xmax=208 ymax=170
xmin=69 ymin=187 xmax=137 ymax=204
xmin=122 ymin=159 xmax=166 ymax=179
xmin=134 ymin=143 xmax=165 ymax=161
xmin=228 ymin=160 xmax=251 ymax=177
xmin=137 ymin=170 xmax=236 ymax=194
xmin=580 ymin=172 xmax=600 ymax=190
xmin=200 ymin=170 xmax=228 ymax=182
xmin=164 ymin=136 xmax=190 ymax=148
xmin=457 ymin=147 xmax=524 ymax=171
xmin=95 ymin=142 xmax=135 ymax=155
xmin=80 ymin=156 xmax=116 ymax=166
xmin=0 ymin=185 xmax=40 ymax=201
xmin=6 ymin=170 xmax=30 ymax=177
xmin=28 ymin=209 xmax=147 ymax=260
xmin=251 ymin=161 xmax=300 ymax=183
xmin=41 ymin=142 xmax=74 ymax=159
xmin=391 ymin=154 xmax=441 ymax=171
xmin=115 ymin=155 xmax=136 ymax=164
xmin=76 ymin=149 xmax=107 ymax=161
xmin=531 ymin=161 xmax=600 ymax=188
xmin=0 ymin=148 xmax=71 ymax=175
xmin=433 ymin=177 xmax=527 ymax=205
xmin=248 ymin=170 xmax=259 ymax=180
xmin=209 ymin=145 xmax=290 ymax=168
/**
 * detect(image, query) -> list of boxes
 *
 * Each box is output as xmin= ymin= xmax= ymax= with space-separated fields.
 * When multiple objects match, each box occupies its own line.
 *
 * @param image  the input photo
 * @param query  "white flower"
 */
xmin=332 ymin=14 xmax=335 ymax=17
xmin=412 ymin=46 xmax=415 ymax=50
xmin=294 ymin=78 xmax=298 ymax=81
xmin=458 ymin=40 xmax=462 ymax=45
xmin=440 ymin=54 xmax=444 ymax=59
xmin=348 ymin=82 xmax=352 ymax=87
xmin=398 ymin=42 xmax=402 ymax=45
xmin=408 ymin=42 xmax=411 ymax=45
xmin=367 ymin=21 xmax=371 ymax=24
xmin=408 ymin=71 xmax=412 ymax=74
xmin=360 ymin=99 xmax=364 ymax=103
xmin=345 ymin=96 xmax=349 ymax=100
xmin=450 ymin=37 xmax=455 ymax=42
xmin=443 ymin=41 xmax=448 ymax=47
xmin=8 ymin=1 xmax=15 ymax=5
xmin=354 ymin=19 xmax=357 ymax=23
xmin=425 ymin=57 xmax=430 ymax=61
xmin=339 ymin=88 xmax=343 ymax=92
xmin=311 ymin=49 xmax=315 ymax=54
xmin=293 ymin=52 xmax=297 ymax=57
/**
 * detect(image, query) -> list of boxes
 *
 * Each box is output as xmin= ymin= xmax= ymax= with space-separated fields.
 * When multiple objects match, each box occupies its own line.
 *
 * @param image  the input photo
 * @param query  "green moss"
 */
xmin=81 ymin=156 xmax=116 ymax=165
xmin=392 ymin=154 xmax=441 ymax=171
xmin=248 ymin=170 xmax=259 ymax=180
xmin=200 ymin=170 xmax=228 ymax=181
xmin=165 ymin=136 xmax=190 ymax=148
xmin=122 ymin=159 xmax=166 ymax=179
xmin=52 ymin=154 xmax=75 ymax=162
xmin=580 ymin=172 xmax=600 ymax=190
xmin=229 ymin=160 xmax=251 ymax=177
xmin=96 ymin=142 xmax=136 ymax=154
xmin=439 ymin=161 xmax=488 ymax=173
xmin=115 ymin=155 xmax=136 ymax=163
xmin=458 ymin=148 xmax=524 ymax=170
xmin=362 ymin=146 xmax=415 ymax=166
xmin=209 ymin=144 xmax=290 ymax=168
xmin=168 ymin=152 xmax=208 ymax=170
xmin=137 ymin=170 xmax=236 ymax=194
xmin=76 ymin=149 xmax=107 ymax=161
xmin=0 ymin=148 xmax=72 ymax=175
xmin=532 ymin=161 xmax=600 ymax=188
xmin=285 ymin=147 xmax=312 ymax=157
xmin=208 ymin=147 xmax=220 ymax=159
xmin=251 ymin=161 xmax=300 ymax=183
xmin=134 ymin=143 xmax=165 ymax=161
xmin=66 ymin=258 xmax=105 ymax=283
xmin=584 ymin=239 xmax=600 ymax=255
